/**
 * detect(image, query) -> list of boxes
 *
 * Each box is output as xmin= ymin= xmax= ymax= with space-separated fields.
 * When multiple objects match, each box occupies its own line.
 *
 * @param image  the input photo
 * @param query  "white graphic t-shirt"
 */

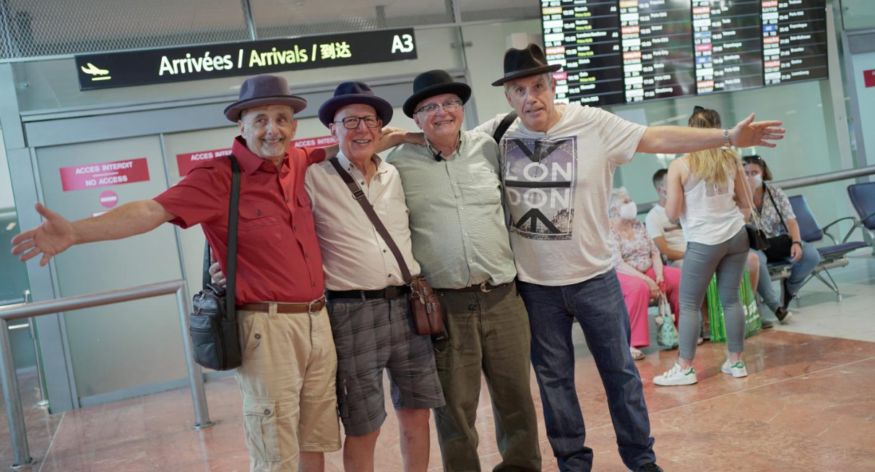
xmin=475 ymin=103 xmax=646 ymax=286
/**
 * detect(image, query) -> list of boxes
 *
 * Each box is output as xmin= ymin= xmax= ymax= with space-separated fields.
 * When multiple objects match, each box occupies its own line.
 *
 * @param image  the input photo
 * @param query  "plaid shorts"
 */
xmin=327 ymin=297 xmax=445 ymax=436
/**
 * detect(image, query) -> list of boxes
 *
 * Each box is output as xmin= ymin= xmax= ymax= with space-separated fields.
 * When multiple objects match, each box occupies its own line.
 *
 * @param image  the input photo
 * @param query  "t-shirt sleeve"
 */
xmin=153 ymin=166 xmax=227 ymax=229
xmin=645 ymin=210 xmax=665 ymax=239
xmin=593 ymin=107 xmax=648 ymax=165
xmin=472 ymin=115 xmax=504 ymax=136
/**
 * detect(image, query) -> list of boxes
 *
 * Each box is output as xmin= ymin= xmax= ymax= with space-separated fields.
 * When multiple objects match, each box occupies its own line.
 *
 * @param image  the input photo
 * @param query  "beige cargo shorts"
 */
xmin=235 ymin=304 xmax=340 ymax=472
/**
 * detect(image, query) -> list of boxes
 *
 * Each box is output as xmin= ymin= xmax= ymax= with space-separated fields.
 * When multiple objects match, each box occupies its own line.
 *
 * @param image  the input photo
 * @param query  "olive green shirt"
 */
xmin=386 ymin=130 xmax=517 ymax=289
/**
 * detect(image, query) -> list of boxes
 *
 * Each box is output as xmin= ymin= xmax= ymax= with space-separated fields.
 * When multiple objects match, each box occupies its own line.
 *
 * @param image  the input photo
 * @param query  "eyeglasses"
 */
xmin=334 ymin=115 xmax=381 ymax=129
xmin=415 ymin=100 xmax=462 ymax=116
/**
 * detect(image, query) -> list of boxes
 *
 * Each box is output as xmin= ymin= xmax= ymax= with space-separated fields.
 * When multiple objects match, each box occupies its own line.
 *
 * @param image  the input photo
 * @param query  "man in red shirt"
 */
xmin=11 ymin=75 xmax=412 ymax=472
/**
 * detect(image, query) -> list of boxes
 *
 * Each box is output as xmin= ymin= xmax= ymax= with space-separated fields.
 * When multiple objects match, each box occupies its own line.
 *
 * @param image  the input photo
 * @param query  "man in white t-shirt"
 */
xmin=645 ymin=169 xmax=686 ymax=267
xmin=474 ymin=44 xmax=786 ymax=472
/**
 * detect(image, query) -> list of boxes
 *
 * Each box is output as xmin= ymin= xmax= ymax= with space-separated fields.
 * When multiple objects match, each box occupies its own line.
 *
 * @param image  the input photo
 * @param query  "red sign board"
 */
xmin=864 ymin=69 xmax=875 ymax=88
xmin=60 ymin=158 xmax=150 ymax=192
xmin=290 ymin=136 xmax=337 ymax=148
xmin=176 ymin=148 xmax=233 ymax=177
xmin=175 ymin=137 xmax=337 ymax=177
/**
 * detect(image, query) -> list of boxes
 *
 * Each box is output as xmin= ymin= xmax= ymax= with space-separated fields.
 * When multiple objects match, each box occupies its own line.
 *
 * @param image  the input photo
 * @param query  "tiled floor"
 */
xmin=2 ymin=251 xmax=874 ymax=471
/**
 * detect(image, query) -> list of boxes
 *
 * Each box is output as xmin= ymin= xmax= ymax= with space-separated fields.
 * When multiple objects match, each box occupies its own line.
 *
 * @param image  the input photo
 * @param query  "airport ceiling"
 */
xmin=0 ymin=0 xmax=539 ymax=59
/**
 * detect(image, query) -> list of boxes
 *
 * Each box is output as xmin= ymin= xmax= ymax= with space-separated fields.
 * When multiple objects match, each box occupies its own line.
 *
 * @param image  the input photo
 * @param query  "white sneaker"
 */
xmin=654 ymin=363 xmax=698 ymax=386
xmin=721 ymin=359 xmax=748 ymax=378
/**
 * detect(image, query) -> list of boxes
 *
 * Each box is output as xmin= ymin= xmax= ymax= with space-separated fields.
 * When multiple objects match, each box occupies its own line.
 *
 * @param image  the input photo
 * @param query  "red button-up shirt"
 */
xmin=154 ymin=136 xmax=325 ymax=304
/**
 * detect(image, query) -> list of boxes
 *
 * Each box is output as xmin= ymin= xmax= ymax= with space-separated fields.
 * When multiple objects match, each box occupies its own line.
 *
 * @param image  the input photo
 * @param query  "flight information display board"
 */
xmin=541 ymin=0 xmax=828 ymax=106
xmin=620 ymin=0 xmax=694 ymax=103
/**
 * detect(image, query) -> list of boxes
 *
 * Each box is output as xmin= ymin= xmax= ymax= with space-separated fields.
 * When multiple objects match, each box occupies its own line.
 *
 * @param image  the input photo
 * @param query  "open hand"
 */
xmin=730 ymin=114 xmax=786 ymax=148
xmin=11 ymin=203 xmax=76 ymax=267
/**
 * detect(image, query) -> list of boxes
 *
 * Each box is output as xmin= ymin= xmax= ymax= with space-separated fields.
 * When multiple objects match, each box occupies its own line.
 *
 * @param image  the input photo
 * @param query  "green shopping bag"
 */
xmin=707 ymin=269 xmax=762 ymax=343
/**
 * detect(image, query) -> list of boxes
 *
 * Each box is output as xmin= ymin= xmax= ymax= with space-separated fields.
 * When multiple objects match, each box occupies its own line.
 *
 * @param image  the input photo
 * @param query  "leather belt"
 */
xmin=239 ymin=296 xmax=326 ymax=314
xmin=438 ymin=282 xmax=510 ymax=293
xmin=326 ymin=285 xmax=410 ymax=301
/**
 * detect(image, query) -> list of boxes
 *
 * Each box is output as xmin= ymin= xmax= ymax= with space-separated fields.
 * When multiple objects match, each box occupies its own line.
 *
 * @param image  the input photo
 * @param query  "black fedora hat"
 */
xmin=224 ymin=75 xmax=307 ymax=121
xmin=402 ymin=70 xmax=472 ymax=118
xmin=491 ymin=43 xmax=562 ymax=86
xmin=318 ymin=81 xmax=393 ymax=127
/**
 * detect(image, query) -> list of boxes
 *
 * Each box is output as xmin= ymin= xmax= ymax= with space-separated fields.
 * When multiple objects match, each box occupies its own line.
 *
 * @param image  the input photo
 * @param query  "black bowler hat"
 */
xmin=402 ymin=70 xmax=472 ymax=117
xmin=224 ymin=75 xmax=307 ymax=121
xmin=318 ymin=81 xmax=394 ymax=127
xmin=491 ymin=43 xmax=562 ymax=87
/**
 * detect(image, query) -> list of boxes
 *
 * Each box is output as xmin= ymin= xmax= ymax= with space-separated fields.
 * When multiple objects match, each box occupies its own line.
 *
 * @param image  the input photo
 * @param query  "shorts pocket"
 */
xmin=243 ymin=401 xmax=281 ymax=462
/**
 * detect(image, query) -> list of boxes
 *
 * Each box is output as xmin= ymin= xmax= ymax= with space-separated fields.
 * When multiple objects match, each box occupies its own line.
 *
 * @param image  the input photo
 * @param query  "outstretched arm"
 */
xmin=11 ymin=200 xmax=174 ymax=266
xmin=638 ymin=114 xmax=785 ymax=154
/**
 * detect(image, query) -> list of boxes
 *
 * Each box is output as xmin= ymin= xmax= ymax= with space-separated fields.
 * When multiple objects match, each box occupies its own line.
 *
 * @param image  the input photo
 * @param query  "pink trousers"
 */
xmin=616 ymin=266 xmax=682 ymax=348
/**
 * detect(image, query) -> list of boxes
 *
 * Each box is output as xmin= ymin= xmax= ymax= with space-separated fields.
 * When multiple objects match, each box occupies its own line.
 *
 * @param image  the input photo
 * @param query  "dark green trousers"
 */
xmin=433 ymin=282 xmax=542 ymax=472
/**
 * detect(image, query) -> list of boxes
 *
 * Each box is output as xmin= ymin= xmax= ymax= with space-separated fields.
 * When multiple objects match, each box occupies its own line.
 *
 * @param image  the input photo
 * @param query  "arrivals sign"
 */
xmin=60 ymin=158 xmax=151 ymax=191
xmin=75 ymin=29 xmax=417 ymax=90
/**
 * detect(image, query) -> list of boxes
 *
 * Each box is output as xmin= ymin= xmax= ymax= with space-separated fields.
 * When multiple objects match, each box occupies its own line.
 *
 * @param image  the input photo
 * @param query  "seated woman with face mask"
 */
xmin=609 ymin=187 xmax=682 ymax=360
xmin=742 ymin=154 xmax=820 ymax=323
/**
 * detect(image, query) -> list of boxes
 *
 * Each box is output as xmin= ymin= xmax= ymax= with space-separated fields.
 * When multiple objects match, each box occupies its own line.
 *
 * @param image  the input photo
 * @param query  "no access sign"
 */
xmin=59 ymin=158 xmax=150 ymax=191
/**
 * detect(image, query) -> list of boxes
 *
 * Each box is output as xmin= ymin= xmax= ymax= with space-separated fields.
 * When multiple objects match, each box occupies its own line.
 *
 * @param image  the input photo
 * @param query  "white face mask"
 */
xmin=619 ymin=201 xmax=638 ymax=220
xmin=751 ymin=174 xmax=763 ymax=188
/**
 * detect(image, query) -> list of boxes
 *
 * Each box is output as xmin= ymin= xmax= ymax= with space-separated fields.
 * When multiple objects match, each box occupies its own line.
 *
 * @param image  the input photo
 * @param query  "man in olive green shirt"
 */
xmin=386 ymin=70 xmax=541 ymax=472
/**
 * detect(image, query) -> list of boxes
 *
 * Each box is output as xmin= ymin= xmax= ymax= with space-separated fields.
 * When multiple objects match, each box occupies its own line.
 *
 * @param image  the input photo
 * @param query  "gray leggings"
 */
xmin=679 ymin=227 xmax=750 ymax=359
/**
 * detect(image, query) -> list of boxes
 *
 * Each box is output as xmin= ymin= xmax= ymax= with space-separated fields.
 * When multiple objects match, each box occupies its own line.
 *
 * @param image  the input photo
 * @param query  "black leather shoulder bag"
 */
xmin=189 ymin=156 xmax=243 ymax=371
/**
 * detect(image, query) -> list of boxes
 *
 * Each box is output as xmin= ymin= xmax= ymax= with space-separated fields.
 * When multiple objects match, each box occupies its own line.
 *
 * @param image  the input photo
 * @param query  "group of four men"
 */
xmin=12 ymin=43 xmax=785 ymax=472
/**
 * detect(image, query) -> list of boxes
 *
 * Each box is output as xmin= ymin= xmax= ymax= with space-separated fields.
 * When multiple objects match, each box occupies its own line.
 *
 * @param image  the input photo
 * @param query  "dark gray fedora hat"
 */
xmin=224 ymin=75 xmax=307 ymax=122
xmin=402 ymin=70 xmax=471 ymax=118
xmin=318 ymin=82 xmax=393 ymax=127
xmin=491 ymin=43 xmax=562 ymax=87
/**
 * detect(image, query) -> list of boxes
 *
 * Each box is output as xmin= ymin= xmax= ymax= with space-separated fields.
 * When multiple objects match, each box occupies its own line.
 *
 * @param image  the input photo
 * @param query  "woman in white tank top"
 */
xmin=654 ymin=108 xmax=753 ymax=387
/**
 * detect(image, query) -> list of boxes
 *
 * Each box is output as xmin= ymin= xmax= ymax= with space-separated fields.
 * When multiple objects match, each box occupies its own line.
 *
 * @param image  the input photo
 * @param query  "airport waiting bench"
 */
xmin=767 ymin=194 xmax=871 ymax=303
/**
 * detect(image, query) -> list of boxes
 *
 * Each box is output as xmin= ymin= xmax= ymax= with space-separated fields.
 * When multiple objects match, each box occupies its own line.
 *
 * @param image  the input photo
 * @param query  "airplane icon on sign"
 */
xmin=80 ymin=63 xmax=111 ymax=81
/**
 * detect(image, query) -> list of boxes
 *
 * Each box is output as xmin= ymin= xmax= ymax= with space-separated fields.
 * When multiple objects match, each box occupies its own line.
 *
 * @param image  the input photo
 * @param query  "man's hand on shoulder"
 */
xmin=376 ymin=126 xmax=425 ymax=153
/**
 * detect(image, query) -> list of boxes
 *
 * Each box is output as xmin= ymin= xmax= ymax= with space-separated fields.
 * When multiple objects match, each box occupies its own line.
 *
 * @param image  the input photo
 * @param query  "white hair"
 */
xmin=504 ymin=72 xmax=554 ymax=92
xmin=608 ymin=187 xmax=631 ymax=217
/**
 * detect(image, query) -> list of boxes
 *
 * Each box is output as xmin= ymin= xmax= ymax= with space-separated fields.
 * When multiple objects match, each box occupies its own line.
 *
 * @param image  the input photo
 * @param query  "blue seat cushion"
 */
xmin=817 ymin=242 xmax=871 ymax=258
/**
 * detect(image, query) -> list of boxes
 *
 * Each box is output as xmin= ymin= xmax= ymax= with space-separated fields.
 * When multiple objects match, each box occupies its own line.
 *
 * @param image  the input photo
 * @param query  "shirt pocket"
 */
xmin=238 ymin=204 xmax=280 ymax=232
xmin=459 ymin=167 xmax=502 ymax=207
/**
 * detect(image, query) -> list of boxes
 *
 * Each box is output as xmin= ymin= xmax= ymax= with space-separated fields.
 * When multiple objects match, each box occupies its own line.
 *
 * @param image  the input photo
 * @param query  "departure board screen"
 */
xmin=693 ymin=0 xmax=764 ymax=94
xmin=543 ymin=1 xmax=625 ymax=106
xmin=620 ymin=0 xmax=694 ymax=103
xmin=762 ymin=0 xmax=829 ymax=85
xmin=540 ymin=0 xmax=828 ymax=106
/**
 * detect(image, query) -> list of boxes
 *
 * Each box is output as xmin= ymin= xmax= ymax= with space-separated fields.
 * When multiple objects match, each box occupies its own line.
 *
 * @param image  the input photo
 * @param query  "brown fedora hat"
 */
xmin=224 ymin=75 xmax=307 ymax=122
xmin=491 ymin=43 xmax=562 ymax=87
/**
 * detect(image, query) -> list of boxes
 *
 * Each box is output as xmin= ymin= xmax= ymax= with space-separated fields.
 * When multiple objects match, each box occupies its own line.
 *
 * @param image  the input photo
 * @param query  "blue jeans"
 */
xmin=517 ymin=270 xmax=655 ymax=472
xmin=752 ymin=241 xmax=820 ymax=313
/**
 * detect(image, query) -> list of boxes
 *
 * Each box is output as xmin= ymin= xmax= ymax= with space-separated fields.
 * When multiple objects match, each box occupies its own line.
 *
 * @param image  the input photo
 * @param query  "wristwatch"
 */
xmin=792 ymin=241 xmax=802 ymax=247
xmin=722 ymin=129 xmax=731 ymax=148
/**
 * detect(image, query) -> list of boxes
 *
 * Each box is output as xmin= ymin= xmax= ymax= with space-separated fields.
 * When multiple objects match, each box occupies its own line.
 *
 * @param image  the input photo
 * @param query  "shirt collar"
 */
xmin=231 ymin=136 xmax=288 ymax=175
xmin=336 ymin=151 xmax=387 ymax=176
xmin=424 ymin=132 xmax=464 ymax=159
